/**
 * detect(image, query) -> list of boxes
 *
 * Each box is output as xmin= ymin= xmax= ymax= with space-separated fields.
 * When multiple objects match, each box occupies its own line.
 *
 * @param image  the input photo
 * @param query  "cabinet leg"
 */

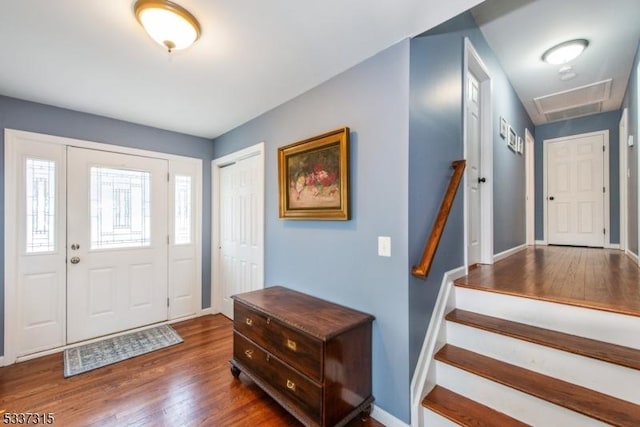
xmin=360 ymin=404 xmax=373 ymax=421
xmin=230 ymin=365 xmax=241 ymax=378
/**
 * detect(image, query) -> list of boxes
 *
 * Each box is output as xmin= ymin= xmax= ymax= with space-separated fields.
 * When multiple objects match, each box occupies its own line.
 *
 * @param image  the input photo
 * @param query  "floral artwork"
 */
xmin=288 ymin=145 xmax=341 ymax=209
xmin=278 ymin=127 xmax=350 ymax=220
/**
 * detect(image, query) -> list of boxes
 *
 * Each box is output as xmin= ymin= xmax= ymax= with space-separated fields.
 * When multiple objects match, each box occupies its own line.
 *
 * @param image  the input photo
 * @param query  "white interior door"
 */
xmin=218 ymin=154 xmax=263 ymax=319
xmin=547 ymin=134 xmax=605 ymax=247
xmin=466 ymin=72 xmax=482 ymax=266
xmin=67 ymin=147 xmax=169 ymax=343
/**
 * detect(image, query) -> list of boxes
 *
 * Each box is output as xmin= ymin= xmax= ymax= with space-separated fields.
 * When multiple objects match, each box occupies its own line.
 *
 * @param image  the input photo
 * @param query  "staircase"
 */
xmin=420 ymin=282 xmax=640 ymax=426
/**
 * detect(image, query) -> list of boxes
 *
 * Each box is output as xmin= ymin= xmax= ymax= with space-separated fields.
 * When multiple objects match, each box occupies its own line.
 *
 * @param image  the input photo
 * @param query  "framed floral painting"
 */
xmin=278 ymin=127 xmax=350 ymax=220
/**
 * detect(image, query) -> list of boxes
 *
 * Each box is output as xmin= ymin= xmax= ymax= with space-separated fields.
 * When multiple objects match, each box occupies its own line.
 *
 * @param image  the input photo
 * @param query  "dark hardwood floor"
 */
xmin=0 ymin=315 xmax=383 ymax=427
xmin=456 ymin=246 xmax=640 ymax=317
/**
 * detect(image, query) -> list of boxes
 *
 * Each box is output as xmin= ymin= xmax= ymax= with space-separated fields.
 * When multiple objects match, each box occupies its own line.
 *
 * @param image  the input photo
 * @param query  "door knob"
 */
xmin=549 ymin=196 xmax=555 ymax=201
xmin=478 ymin=177 xmax=486 ymax=183
xmin=71 ymin=243 xmax=80 ymax=250
xmin=70 ymin=256 xmax=80 ymax=264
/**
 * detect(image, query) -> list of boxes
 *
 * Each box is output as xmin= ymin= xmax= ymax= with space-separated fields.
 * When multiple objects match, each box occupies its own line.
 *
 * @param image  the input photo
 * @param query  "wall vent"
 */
xmin=534 ymin=79 xmax=612 ymax=121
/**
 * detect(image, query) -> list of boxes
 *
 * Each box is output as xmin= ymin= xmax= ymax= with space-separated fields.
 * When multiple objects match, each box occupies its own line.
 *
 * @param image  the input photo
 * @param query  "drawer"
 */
xmin=234 ymin=302 xmax=323 ymax=381
xmin=233 ymin=332 xmax=322 ymax=420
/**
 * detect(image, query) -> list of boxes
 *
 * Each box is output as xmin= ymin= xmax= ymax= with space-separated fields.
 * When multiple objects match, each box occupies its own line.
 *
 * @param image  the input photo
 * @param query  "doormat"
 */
xmin=63 ymin=324 xmax=183 ymax=378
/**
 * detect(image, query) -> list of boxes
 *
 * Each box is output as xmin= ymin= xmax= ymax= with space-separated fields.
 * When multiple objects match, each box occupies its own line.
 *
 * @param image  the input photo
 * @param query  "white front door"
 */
xmin=547 ymin=134 xmax=605 ymax=247
xmin=66 ymin=147 xmax=169 ymax=343
xmin=218 ymin=154 xmax=263 ymax=319
xmin=466 ymin=72 xmax=482 ymax=266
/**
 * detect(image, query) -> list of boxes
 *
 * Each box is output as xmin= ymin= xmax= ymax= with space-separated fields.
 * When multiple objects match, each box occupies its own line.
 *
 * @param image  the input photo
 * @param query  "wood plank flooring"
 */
xmin=0 ymin=315 xmax=383 ymax=427
xmin=456 ymin=246 xmax=640 ymax=316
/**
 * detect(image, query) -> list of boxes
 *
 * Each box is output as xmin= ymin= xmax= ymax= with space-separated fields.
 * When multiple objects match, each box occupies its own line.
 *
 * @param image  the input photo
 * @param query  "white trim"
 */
xmin=626 ymin=249 xmax=639 ymax=263
xmin=493 ymin=244 xmax=526 ymax=263
xmin=535 ymin=240 xmax=548 ymax=246
xmin=543 ymin=130 xmax=610 ymax=247
xmin=619 ymin=109 xmax=628 ymax=251
xmin=200 ymin=307 xmax=214 ymax=316
xmin=463 ymin=38 xmax=494 ymax=272
xmin=606 ymin=243 xmax=621 ymax=250
xmin=211 ymin=143 xmax=265 ymax=315
xmin=4 ymin=129 xmax=203 ymax=365
xmin=372 ymin=405 xmax=410 ymax=427
xmin=525 ymin=128 xmax=535 ymax=245
xmin=410 ymin=265 xmax=466 ymax=427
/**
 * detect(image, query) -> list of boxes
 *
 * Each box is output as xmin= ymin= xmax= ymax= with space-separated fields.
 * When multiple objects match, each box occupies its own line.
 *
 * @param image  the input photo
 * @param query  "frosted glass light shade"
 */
xmin=542 ymin=39 xmax=588 ymax=65
xmin=134 ymin=0 xmax=201 ymax=52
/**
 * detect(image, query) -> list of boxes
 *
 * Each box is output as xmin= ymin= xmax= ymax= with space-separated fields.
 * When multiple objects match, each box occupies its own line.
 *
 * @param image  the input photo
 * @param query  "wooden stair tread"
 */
xmin=422 ymin=385 xmax=530 ymax=427
xmin=435 ymin=345 xmax=640 ymax=427
xmin=446 ymin=309 xmax=640 ymax=371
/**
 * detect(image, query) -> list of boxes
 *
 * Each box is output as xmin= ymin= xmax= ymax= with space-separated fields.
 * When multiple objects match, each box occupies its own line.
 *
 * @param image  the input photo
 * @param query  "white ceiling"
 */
xmin=472 ymin=0 xmax=640 ymax=125
xmin=0 ymin=0 xmax=482 ymax=138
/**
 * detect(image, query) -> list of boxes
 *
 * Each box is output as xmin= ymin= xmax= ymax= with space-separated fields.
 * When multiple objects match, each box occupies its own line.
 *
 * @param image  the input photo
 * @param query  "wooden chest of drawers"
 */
xmin=230 ymin=286 xmax=375 ymax=427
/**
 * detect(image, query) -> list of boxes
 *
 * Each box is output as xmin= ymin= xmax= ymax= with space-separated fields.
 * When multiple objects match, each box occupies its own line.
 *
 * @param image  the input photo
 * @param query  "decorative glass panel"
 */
xmin=26 ymin=158 xmax=56 ymax=253
xmin=174 ymin=175 xmax=192 ymax=244
xmin=91 ymin=167 xmax=151 ymax=249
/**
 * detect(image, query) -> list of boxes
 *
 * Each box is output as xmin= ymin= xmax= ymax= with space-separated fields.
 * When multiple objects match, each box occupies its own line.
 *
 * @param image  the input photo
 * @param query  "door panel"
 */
xmin=14 ymin=140 xmax=67 ymax=357
xmin=467 ymin=72 xmax=482 ymax=265
xmin=219 ymin=154 xmax=263 ymax=319
xmin=67 ymin=147 xmax=169 ymax=343
xmin=547 ymin=134 xmax=604 ymax=247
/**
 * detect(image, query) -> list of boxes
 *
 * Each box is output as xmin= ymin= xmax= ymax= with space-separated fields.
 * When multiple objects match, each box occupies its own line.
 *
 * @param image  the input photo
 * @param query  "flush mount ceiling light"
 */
xmin=542 ymin=39 xmax=589 ymax=65
xmin=134 ymin=0 xmax=201 ymax=52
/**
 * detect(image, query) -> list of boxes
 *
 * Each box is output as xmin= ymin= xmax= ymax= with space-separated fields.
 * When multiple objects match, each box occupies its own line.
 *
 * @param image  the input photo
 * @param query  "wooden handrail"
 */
xmin=412 ymin=159 xmax=466 ymax=279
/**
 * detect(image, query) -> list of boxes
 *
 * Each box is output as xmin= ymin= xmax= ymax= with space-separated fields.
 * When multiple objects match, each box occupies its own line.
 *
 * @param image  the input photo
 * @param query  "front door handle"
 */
xmin=549 ymin=196 xmax=555 ymax=201
xmin=70 ymin=256 xmax=80 ymax=264
xmin=478 ymin=177 xmax=486 ymax=183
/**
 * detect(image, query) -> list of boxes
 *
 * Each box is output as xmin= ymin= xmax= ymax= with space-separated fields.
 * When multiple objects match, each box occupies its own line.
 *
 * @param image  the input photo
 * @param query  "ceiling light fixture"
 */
xmin=134 ymin=0 xmax=201 ymax=52
xmin=542 ymin=39 xmax=589 ymax=65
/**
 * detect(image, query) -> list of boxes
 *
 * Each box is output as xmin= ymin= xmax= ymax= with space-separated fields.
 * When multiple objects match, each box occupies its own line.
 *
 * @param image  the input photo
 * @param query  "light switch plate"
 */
xmin=378 ymin=236 xmax=391 ymax=257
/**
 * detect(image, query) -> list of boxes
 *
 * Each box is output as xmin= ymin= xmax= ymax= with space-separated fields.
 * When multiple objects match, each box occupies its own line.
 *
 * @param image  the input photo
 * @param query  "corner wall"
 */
xmin=408 ymin=11 xmax=533 ymax=373
xmin=213 ymin=41 xmax=412 ymax=422
xmin=534 ymin=111 xmax=621 ymax=244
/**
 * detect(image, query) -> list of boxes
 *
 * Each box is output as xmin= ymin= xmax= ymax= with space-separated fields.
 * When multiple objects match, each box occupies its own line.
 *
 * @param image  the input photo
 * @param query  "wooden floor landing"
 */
xmin=0 ymin=315 xmax=383 ymax=427
xmin=456 ymin=246 xmax=640 ymax=317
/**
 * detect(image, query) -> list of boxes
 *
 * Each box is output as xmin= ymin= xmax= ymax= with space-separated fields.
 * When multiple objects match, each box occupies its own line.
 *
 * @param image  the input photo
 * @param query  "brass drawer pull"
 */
xmin=244 ymin=349 xmax=253 ymax=359
xmin=266 ymin=317 xmax=271 ymax=325
xmin=286 ymin=379 xmax=296 ymax=392
xmin=286 ymin=339 xmax=297 ymax=352
xmin=245 ymin=318 xmax=253 ymax=326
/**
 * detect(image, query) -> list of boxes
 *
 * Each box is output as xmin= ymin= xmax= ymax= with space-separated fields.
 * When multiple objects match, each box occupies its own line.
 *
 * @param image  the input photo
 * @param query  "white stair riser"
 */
xmin=436 ymin=361 xmax=610 ymax=426
xmin=422 ymin=409 xmax=460 ymax=427
xmin=446 ymin=322 xmax=640 ymax=404
xmin=455 ymin=287 xmax=640 ymax=349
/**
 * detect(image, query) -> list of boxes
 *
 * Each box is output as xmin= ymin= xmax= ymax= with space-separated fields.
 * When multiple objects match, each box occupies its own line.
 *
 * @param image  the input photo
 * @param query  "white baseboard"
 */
xmin=200 ymin=307 xmax=214 ymax=315
xmin=410 ymin=265 xmax=466 ymax=427
xmin=606 ymin=243 xmax=621 ymax=249
xmin=372 ymin=405 xmax=410 ymax=427
xmin=626 ymin=249 xmax=639 ymax=263
xmin=493 ymin=244 xmax=527 ymax=263
xmin=535 ymin=240 xmax=547 ymax=246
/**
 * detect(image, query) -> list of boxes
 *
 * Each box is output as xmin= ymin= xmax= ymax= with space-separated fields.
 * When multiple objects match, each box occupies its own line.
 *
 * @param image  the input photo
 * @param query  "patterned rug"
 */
xmin=64 ymin=325 xmax=183 ymax=377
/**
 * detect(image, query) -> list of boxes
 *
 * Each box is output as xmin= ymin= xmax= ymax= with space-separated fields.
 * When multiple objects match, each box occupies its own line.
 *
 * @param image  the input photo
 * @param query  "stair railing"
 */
xmin=412 ymin=159 xmax=466 ymax=279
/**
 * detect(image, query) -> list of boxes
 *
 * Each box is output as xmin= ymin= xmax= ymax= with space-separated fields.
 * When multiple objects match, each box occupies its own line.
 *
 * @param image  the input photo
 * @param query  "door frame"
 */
xmin=463 ymin=38 xmax=494 ymax=269
xmin=542 ymin=130 xmax=610 ymax=247
xmin=211 ymin=143 xmax=265 ymax=314
xmin=525 ymin=128 xmax=535 ymax=245
xmin=4 ymin=129 xmax=203 ymax=366
xmin=619 ymin=108 xmax=628 ymax=252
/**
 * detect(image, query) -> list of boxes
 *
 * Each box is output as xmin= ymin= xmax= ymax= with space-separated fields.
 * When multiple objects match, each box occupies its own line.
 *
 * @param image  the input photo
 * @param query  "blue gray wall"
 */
xmin=622 ymin=42 xmax=640 ymax=255
xmin=408 ymin=12 xmax=533 ymax=371
xmin=534 ymin=111 xmax=621 ymax=243
xmin=213 ymin=41 xmax=412 ymax=422
xmin=0 ymin=95 xmax=214 ymax=356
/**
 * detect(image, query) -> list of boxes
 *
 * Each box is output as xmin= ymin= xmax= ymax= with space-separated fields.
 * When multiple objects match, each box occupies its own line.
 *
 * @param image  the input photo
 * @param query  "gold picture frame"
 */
xmin=278 ymin=127 xmax=350 ymax=220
